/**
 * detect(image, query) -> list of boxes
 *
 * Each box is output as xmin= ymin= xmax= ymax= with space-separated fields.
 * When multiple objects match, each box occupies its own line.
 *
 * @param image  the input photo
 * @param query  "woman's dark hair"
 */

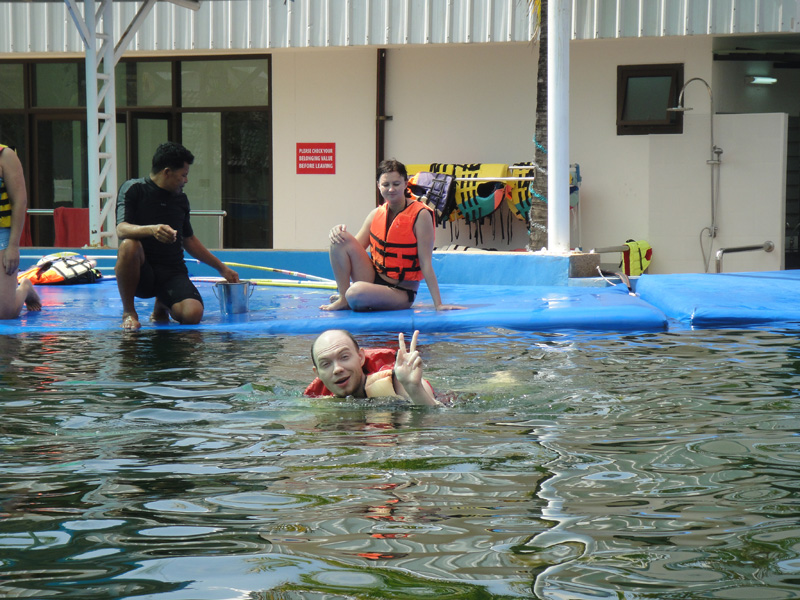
xmin=376 ymin=159 xmax=408 ymax=181
xmin=152 ymin=142 xmax=195 ymax=174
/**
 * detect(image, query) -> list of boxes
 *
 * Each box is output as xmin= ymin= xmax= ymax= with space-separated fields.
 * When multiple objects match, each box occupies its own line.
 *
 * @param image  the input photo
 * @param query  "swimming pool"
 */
xmin=1 ymin=326 xmax=799 ymax=599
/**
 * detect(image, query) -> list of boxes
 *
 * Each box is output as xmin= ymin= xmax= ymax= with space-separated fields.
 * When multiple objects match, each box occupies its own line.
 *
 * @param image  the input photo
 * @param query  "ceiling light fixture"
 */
xmin=746 ymin=76 xmax=777 ymax=85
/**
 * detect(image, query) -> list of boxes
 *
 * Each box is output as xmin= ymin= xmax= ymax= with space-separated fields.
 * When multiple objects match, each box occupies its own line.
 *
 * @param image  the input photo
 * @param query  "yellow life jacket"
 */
xmin=506 ymin=162 xmax=536 ymax=222
xmin=0 ymin=144 xmax=12 ymax=228
xmin=622 ymin=240 xmax=653 ymax=276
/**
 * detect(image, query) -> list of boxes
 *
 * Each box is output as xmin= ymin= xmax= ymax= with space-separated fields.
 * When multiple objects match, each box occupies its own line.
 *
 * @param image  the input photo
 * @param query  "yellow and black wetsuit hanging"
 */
xmin=0 ymin=144 xmax=13 ymax=228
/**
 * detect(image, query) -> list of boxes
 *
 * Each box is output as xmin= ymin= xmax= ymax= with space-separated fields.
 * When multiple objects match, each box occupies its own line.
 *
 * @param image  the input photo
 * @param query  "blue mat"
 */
xmin=0 ymin=278 xmax=668 ymax=335
xmin=636 ymin=271 xmax=800 ymax=328
xmin=8 ymin=250 xmax=800 ymax=334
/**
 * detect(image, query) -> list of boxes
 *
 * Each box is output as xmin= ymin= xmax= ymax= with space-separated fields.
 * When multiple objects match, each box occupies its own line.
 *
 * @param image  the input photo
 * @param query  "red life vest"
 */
xmin=369 ymin=201 xmax=434 ymax=282
xmin=304 ymin=347 xmax=396 ymax=397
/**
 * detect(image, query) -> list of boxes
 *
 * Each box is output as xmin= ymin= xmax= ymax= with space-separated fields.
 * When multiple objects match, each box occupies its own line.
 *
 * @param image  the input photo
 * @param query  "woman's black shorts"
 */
xmin=373 ymin=272 xmax=417 ymax=303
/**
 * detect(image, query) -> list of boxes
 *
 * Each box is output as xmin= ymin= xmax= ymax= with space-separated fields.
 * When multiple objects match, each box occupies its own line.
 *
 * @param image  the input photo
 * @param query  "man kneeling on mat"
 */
xmin=115 ymin=142 xmax=238 ymax=331
xmin=305 ymin=329 xmax=441 ymax=406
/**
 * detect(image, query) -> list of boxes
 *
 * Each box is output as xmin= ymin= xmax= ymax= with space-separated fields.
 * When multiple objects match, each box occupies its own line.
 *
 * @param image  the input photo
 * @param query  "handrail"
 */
xmin=27 ymin=208 xmax=227 ymax=248
xmin=715 ymin=241 xmax=774 ymax=273
xmin=589 ymin=245 xmax=629 ymax=254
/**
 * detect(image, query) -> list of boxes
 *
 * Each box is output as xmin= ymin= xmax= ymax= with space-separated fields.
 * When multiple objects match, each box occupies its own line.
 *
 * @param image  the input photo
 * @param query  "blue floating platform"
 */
xmin=5 ymin=249 xmax=800 ymax=334
xmin=635 ymin=270 xmax=800 ymax=328
xmin=0 ymin=278 xmax=667 ymax=335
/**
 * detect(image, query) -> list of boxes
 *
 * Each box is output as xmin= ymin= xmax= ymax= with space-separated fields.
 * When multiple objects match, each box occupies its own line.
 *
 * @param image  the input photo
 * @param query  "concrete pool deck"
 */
xmin=4 ymin=249 xmax=800 ymax=334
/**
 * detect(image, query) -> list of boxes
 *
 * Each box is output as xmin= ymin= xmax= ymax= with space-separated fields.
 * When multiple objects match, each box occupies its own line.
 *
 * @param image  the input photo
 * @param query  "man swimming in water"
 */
xmin=306 ymin=329 xmax=440 ymax=406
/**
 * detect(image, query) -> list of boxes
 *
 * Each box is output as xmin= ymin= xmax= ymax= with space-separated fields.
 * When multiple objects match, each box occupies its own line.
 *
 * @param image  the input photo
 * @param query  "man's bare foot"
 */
xmin=328 ymin=293 xmax=340 ymax=303
xmin=320 ymin=297 xmax=350 ymax=311
xmin=23 ymin=284 xmax=41 ymax=312
xmin=122 ymin=312 xmax=141 ymax=331
xmin=150 ymin=300 xmax=170 ymax=323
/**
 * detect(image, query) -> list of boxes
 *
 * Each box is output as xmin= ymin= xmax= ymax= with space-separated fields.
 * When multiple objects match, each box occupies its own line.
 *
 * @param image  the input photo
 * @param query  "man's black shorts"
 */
xmin=135 ymin=261 xmax=203 ymax=307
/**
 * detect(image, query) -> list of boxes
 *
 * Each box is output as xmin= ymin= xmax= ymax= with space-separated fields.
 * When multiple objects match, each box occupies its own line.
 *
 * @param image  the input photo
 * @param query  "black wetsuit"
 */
xmin=116 ymin=177 xmax=202 ymax=305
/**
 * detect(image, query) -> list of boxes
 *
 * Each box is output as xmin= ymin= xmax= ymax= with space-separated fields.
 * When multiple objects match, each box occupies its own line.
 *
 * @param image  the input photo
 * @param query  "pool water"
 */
xmin=1 ymin=327 xmax=799 ymax=599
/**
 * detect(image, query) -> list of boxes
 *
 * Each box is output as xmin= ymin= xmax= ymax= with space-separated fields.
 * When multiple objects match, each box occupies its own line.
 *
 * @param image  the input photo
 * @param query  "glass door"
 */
xmin=32 ymin=115 xmax=87 ymax=246
xmin=128 ymin=113 xmax=172 ymax=179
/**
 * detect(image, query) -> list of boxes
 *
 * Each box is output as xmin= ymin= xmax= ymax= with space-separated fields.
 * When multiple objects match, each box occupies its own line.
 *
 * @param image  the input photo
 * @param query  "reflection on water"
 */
xmin=1 ymin=328 xmax=800 ymax=599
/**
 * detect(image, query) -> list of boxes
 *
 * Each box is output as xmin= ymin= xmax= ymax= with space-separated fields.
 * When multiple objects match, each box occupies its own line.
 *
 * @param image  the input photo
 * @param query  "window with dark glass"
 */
xmin=0 ymin=56 xmax=272 ymax=248
xmin=617 ymin=64 xmax=683 ymax=135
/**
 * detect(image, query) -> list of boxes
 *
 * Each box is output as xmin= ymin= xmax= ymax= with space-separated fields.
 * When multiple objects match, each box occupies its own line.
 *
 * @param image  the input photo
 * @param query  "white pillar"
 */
xmin=547 ymin=0 xmax=571 ymax=252
xmin=84 ymin=0 xmax=118 ymax=248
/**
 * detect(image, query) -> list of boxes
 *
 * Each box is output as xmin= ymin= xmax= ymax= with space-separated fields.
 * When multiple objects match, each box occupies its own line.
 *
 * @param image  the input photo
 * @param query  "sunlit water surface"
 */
xmin=1 ymin=328 xmax=799 ymax=600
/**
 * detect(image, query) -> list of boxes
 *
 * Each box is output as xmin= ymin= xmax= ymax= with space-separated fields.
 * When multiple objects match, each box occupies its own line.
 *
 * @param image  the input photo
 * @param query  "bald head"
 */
xmin=310 ymin=329 xmax=367 ymax=398
xmin=311 ymin=329 xmax=360 ymax=367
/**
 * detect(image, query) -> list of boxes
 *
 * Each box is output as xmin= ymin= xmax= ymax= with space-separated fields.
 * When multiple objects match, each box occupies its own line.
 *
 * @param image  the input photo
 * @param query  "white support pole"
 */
xmin=69 ymin=0 xmax=196 ymax=248
xmin=547 ymin=0 xmax=571 ymax=253
xmin=84 ymin=0 xmax=99 ymax=246
xmin=84 ymin=0 xmax=118 ymax=248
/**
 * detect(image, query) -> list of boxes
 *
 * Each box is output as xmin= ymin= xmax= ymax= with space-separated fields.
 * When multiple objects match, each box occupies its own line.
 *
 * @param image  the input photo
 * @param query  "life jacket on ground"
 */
xmin=369 ymin=201 xmax=433 ymax=281
xmin=0 ymin=145 xmax=12 ymax=228
xmin=18 ymin=252 xmax=103 ymax=285
xmin=622 ymin=240 xmax=653 ymax=276
xmin=304 ymin=347 xmax=396 ymax=397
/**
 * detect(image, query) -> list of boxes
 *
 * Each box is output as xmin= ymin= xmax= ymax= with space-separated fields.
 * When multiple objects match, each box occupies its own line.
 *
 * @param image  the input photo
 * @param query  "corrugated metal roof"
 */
xmin=0 ymin=0 xmax=798 ymax=55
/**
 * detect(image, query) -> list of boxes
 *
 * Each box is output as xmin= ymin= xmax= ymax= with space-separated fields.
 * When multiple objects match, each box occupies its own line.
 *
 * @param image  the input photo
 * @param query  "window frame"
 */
xmin=616 ymin=63 xmax=684 ymax=136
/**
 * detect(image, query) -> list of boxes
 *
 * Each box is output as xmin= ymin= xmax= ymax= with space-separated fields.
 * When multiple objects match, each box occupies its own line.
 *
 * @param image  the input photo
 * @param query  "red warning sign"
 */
xmin=296 ymin=143 xmax=335 ymax=174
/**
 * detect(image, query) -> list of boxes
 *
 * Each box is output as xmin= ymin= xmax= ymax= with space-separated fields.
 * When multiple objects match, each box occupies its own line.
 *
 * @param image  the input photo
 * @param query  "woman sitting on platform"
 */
xmin=320 ymin=159 xmax=463 ymax=312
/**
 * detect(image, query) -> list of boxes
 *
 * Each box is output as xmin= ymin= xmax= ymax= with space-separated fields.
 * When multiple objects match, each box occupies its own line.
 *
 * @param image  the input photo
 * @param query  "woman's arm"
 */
xmin=415 ymin=210 xmax=463 ymax=311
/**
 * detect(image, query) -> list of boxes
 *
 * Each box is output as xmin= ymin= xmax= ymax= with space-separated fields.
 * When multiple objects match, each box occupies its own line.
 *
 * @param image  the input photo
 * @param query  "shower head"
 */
xmin=670 ymin=77 xmax=713 ymax=114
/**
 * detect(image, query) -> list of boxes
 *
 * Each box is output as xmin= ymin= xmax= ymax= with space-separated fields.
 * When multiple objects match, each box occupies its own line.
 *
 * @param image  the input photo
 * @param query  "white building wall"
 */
xmin=571 ymin=36 xmax=714 ymax=268
xmin=2 ymin=2 xmax=792 ymax=269
xmin=271 ymin=43 xmax=541 ymax=252
xmin=649 ymin=112 xmax=786 ymax=273
xmin=384 ymin=42 xmax=539 ymax=251
xmin=271 ymin=48 xmax=377 ymax=249
xmin=259 ymin=36 xmax=790 ymax=274
xmin=571 ymin=35 xmax=784 ymax=273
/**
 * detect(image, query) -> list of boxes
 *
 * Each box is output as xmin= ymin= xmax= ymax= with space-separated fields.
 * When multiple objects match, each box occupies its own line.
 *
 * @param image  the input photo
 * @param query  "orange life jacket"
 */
xmin=369 ymin=201 xmax=433 ymax=282
xmin=304 ymin=347 xmax=396 ymax=397
xmin=18 ymin=253 xmax=102 ymax=285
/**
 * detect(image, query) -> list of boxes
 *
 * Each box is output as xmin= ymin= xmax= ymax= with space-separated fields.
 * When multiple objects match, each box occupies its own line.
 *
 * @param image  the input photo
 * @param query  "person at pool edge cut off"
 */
xmin=115 ymin=142 xmax=239 ymax=331
xmin=306 ymin=329 xmax=441 ymax=406
xmin=0 ymin=144 xmax=41 ymax=318
xmin=320 ymin=159 xmax=463 ymax=312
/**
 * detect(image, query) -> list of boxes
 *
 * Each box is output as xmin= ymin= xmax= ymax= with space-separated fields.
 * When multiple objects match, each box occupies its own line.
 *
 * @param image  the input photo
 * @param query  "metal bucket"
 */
xmin=213 ymin=281 xmax=255 ymax=315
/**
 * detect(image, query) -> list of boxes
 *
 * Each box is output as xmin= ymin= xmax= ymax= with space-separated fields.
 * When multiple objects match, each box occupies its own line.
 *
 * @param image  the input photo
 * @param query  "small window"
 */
xmin=617 ymin=63 xmax=683 ymax=135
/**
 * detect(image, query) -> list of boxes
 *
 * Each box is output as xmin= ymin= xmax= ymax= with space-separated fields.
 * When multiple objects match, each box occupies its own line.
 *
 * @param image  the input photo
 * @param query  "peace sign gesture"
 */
xmin=395 ymin=330 xmax=424 ymax=390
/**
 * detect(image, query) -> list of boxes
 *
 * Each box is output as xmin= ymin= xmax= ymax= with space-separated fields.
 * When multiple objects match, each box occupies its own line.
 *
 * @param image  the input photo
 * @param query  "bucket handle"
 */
xmin=212 ymin=281 xmax=255 ymax=299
